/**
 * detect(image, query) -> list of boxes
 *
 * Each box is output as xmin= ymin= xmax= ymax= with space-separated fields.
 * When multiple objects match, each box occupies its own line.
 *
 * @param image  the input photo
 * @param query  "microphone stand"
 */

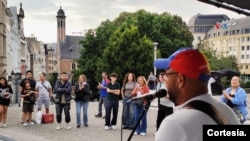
xmin=127 ymin=99 xmax=151 ymax=141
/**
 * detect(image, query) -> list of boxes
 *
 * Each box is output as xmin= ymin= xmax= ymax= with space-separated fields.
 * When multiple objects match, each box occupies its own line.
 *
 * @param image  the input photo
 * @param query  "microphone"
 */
xmin=126 ymin=89 xmax=167 ymax=103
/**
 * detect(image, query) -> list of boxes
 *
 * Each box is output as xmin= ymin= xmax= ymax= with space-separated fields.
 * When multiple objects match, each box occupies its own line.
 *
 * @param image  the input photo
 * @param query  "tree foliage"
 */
xmin=198 ymin=44 xmax=239 ymax=71
xmin=75 ymin=9 xmax=193 ymax=94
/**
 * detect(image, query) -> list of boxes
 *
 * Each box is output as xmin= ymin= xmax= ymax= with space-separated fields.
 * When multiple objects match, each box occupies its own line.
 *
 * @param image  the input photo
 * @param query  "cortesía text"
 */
xmin=203 ymin=125 xmax=249 ymax=140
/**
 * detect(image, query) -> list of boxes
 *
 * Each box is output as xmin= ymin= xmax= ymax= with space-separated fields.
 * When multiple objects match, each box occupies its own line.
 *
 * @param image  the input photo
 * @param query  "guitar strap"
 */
xmin=184 ymin=100 xmax=228 ymax=125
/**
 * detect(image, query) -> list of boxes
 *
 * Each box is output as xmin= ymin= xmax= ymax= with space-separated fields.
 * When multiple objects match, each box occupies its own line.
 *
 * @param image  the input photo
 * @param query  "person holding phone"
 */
xmin=74 ymin=74 xmax=90 ymax=128
xmin=95 ymin=72 xmax=110 ymax=118
xmin=0 ymin=77 xmax=13 ymax=128
xmin=21 ymin=80 xmax=38 ymax=127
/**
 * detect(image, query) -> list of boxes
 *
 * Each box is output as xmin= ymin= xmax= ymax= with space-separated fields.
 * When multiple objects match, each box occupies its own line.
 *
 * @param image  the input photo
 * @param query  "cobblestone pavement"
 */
xmin=0 ymin=95 xmax=250 ymax=141
xmin=0 ymin=100 xmax=158 ymax=141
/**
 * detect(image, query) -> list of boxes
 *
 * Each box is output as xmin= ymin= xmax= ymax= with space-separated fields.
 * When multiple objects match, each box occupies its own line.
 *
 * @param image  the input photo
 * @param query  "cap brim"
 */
xmin=154 ymin=58 xmax=170 ymax=69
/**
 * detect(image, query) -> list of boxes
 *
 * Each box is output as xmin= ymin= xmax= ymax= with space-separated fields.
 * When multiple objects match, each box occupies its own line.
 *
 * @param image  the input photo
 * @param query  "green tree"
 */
xmin=47 ymin=72 xmax=58 ymax=91
xmin=113 ymin=10 xmax=193 ymax=58
xmin=97 ymin=25 xmax=153 ymax=83
xmin=74 ymin=20 xmax=117 ymax=96
xmin=198 ymin=45 xmax=239 ymax=71
xmin=76 ymin=9 xmax=193 ymax=95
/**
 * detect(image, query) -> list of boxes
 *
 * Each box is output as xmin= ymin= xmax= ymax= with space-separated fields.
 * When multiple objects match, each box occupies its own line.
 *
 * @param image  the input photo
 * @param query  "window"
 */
xmin=247 ymin=46 xmax=250 ymax=50
xmin=245 ymin=28 xmax=250 ymax=34
xmin=247 ymin=37 xmax=250 ymax=41
xmin=242 ymin=55 xmax=244 ymax=59
xmin=241 ymin=37 xmax=245 ymax=42
xmin=237 ymin=29 xmax=240 ymax=34
xmin=242 ymin=46 xmax=245 ymax=50
xmin=72 ymin=62 xmax=76 ymax=71
xmin=246 ymin=55 xmax=249 ymax=59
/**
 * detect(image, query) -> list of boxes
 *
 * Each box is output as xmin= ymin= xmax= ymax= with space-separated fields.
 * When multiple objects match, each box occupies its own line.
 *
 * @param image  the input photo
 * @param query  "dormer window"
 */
xmin=69 ymin=46 xmax=73 ymax=52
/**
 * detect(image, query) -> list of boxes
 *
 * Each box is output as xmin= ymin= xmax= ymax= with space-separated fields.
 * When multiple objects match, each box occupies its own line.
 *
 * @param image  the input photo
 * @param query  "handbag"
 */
xmin=51 ymin=95 xmax=60 ymax=104
xmin=42 ymin=113 xmax=54 ymax=123
xmin=232 ymin=106 xmax=244 ymax=122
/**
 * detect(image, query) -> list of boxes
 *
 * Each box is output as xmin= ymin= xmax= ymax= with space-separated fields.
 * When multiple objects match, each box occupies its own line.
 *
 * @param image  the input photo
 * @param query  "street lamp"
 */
xmin=153 ymin=42 xmax=158 ymax=76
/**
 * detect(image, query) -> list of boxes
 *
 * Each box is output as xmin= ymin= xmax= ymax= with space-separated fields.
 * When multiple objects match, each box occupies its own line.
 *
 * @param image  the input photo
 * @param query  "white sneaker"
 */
xmin=140 ymin=133 xmax=146 ymax=136
xmin=3 ymin=124 xmax=7 ymax=128
xmin=23 ymin=123 xmax=28 ymax=127
xmin=134 ymin=132 xmax=138 ymax=135
xmin=30 ymin=122 xmax=35 ymax=125
xmin=66 ymin=126 xmax=71 ymax=130
xmin=65 ymin=123 xmax=71 ymax=130
xmin=0 ymin=123 xmax=3 ymax=128
xmin=111 ymin=125 xmax=116 ymax=130
xmin=56 ymin=125 xmax=62 ymax=130
xmin=104 ymin=126 xmax=110 ymax=130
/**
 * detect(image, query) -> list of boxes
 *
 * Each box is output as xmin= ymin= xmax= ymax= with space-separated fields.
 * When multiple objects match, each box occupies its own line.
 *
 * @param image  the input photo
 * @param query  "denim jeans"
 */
xmin=98 ymin=96 xmax=107 ymax=116
xmin=105 ymin=100 xmax=119 ymax=126
xmin=56 ymin=103 xmax=71 ymax=123
xmin=134 ymin=104 xmax=147 ymax=133
xmin=122 ymin=97 xmax=135 ymax=128
xmin=76 ymin=101 xmax=89 ymax=126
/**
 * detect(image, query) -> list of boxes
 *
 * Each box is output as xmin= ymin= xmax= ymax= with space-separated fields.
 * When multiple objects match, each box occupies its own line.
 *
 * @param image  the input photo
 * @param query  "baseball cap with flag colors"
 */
xmin=154 ymin=47 xmax=211 ymax=81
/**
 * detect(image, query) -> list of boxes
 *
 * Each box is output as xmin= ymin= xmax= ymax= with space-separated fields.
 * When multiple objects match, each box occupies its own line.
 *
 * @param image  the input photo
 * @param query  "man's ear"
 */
xmin=177 ymin=74 xmax=185 ymax=88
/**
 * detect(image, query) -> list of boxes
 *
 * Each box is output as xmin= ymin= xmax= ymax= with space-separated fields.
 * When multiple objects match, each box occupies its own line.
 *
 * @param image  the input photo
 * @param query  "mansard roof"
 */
xmin=188 ymin=14 xmax=230 ymax=26
xmin=206 ymin=17 xmax=250 ymax=38
xmin=59 ymin=35 xmax=83 ymax=59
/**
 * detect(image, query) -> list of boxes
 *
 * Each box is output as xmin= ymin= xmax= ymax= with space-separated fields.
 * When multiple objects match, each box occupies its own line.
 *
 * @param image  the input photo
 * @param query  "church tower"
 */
xmin=56 ymin=6 xmax=66 ymax=43
xmin=56 ymin=6 xmax=66 ymax=74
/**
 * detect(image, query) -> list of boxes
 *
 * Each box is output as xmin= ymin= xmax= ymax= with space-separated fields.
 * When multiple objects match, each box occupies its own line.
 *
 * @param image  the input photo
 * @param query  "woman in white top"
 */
xmin=155 ymin=72 xmax=174 ymax=131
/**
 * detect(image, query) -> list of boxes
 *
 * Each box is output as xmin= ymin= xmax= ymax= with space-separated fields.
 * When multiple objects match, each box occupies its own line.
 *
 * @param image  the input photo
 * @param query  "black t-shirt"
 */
xmin=0 ymin=85 xmax=13 ymax=98
xmin=21 ymin=87 xmax=36 ymax=103
xmin=107 ymin=82 xmax=120 ymax=101
xmin=19 ymin=78 xmax=36 ymax=89
xmin=227 ymin=94 xmax=236 ymax=108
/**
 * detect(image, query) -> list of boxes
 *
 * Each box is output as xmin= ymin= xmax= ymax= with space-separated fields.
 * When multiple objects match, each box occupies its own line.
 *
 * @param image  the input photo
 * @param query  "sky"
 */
xmin=7 ymin=0 xmax=246 ymax=43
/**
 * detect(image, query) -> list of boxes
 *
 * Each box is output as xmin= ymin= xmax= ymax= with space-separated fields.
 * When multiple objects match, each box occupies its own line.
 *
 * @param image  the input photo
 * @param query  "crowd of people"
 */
xmin=0 ymin=47 xmax=249 ymax=141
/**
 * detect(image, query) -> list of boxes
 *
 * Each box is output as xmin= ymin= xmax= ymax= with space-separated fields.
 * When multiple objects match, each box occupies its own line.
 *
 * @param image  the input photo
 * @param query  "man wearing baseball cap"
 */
xmin=154 ymin=48 xmax=240 ymax=141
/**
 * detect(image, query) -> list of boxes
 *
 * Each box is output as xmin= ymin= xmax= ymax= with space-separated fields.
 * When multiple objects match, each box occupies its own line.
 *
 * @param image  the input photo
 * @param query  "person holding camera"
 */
xmin=130 ymin=76 xmax=149 ymax=136
xmin=74 ymin=74 xmax=90 ymax=128
xmin=21 ymin=80 xmax=38 ymax=127
xmin=0 ymin=77 xmax=13 ymax=128
xmin=19 ymin=70 xmax=36 ymax=123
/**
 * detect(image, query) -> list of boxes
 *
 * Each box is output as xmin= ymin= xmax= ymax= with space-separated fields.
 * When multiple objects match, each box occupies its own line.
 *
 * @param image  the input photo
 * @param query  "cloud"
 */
xmin=7 ymin=0 xmax=246 ymax=43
